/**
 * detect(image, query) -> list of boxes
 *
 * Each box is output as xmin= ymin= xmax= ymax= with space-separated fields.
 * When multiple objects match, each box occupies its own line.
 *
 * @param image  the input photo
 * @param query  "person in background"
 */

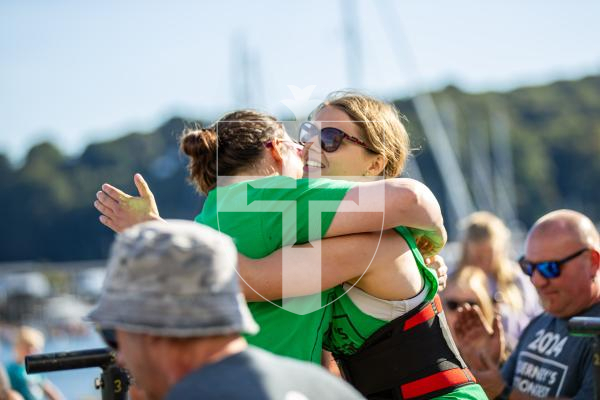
xmin=442 ymin=265 xmax=495 ymax=340
xmin=87 ymin=220 xmax=364 ymax=400
xmin=456 ymin=211 xmax=541 ymax=350
xmin=1 ymin=361 xmax=24 ymax=400
xmin=5 ymin=327 xmax=62 ymax=400
xmin=453 ymin=209 xmax=600 ymax=399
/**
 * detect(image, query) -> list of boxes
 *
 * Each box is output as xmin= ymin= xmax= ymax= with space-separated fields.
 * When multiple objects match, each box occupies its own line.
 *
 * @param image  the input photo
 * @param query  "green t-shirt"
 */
xmin=196 ymin=176 xmax=356 ymax=363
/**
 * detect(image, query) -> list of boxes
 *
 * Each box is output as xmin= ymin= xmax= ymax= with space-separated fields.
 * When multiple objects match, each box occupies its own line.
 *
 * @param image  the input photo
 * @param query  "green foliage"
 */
xmin=0 ymin=118 xmax=201 ymax=261
xmin=1 ymin=76 xmax=599 ymax=261
xmin=407 ymin=75 xmax=600 ymax=227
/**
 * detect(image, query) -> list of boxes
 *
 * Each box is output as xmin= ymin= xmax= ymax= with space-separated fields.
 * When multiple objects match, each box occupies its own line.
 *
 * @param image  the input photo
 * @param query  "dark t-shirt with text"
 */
xmin=502 ymin=302 xmax=600 ymax=399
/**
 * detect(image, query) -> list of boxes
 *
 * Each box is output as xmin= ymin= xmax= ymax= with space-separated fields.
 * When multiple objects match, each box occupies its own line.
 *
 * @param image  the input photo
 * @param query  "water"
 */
xmin=2 ymin=330 xmax=105 ymax=400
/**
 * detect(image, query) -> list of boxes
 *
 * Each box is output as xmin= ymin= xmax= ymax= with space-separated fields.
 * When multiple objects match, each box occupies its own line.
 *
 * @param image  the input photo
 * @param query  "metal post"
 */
xmin=98 ymin=364 xmax=131 ymax=400
xmin=568 ymin=316 xmax=600 ymax=400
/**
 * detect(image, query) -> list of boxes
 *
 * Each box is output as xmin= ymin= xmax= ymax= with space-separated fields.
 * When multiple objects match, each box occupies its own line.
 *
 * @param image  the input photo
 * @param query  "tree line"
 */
xmin=1 ymin=75 xmax=599 ymax=261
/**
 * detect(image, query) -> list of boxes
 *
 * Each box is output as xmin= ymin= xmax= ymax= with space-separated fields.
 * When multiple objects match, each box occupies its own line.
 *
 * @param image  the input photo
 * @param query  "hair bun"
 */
xmin=180 ymin=128 xmax=218 ymax=194
xmin=181 ymin=128 xmax=217 ymax=158
xmin=180 ymin=110 xmax=282 ymax=195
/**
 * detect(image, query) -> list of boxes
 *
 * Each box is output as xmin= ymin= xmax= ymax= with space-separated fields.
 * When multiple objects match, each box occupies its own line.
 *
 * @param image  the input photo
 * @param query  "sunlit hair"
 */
xmin=15 ymin=326 xmax=45 ymax=350
xmin=447 ymin=266 xmax=495 ymax=326
xmin=457 ymin=211 xmax=523 ymax=311
xmin=311 ymin=91 xmax=411 ymax=178
xmin=180 ymin=110 xmax=285 ymax=195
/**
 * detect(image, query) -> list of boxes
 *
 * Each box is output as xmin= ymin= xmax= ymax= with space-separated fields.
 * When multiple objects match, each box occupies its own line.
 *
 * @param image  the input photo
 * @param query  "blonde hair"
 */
xmin=15 ymin=326 xmax=45 ymax=350
xmin=449 ymin=266 xmax=495 ymax=325
xmin=312 ymin=91 xmax=411 ymax=178
xmin=458 ymin=211 xmax=523 ymax=311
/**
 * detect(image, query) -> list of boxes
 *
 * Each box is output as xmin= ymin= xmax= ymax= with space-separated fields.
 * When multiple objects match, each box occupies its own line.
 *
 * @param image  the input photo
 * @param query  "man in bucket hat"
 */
xmin=87 ymin=220 xmax=363 ymax=400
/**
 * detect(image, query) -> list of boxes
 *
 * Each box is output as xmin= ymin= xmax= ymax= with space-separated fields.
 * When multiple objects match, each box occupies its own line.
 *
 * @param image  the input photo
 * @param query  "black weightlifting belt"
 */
xmin=334 ymin=295 xmax=477 ymax=399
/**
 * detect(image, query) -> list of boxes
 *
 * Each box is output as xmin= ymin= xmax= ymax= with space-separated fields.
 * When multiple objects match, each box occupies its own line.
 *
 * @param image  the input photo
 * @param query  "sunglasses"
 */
xmin=519 ymin=248 xmax=589 ymax=279
xmin=299 ymin=122 xmax=374 ymax=153
xmin=98 ymin=327 xmax=118 ymax=350
xmin=445 ymin=299 xmax=478 ymax=311
xmin=265 ymin=139 xmax=304 ymax=156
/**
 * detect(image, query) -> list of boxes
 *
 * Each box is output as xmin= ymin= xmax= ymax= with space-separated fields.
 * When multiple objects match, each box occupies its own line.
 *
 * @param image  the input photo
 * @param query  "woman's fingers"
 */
xmin=102 ymin=183 xmax=130 ymax=201
xmin=96 ymin=191 xmax=120 ymax=213
xmin=134 ymin=173 xmax=154 ymax=199
xmin=99 ymin=215 xmax=122 ymax=233
xmin=94 ymin=199 xmax=116 ymax=219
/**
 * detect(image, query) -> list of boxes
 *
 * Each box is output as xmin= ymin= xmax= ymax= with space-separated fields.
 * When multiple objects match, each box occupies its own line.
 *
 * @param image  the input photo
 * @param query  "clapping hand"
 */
xmin=453 ymin=304 xmax=505 ymax=369
xmin=453 ymin=305 xmax=508 ymax=398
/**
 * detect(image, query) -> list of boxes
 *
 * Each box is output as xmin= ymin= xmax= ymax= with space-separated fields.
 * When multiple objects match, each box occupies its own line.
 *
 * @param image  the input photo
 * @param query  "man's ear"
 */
xmin=590 ymin=248 xmax=600 ymax=274
xmin=365 ymin=154 xmax=386 ymax=176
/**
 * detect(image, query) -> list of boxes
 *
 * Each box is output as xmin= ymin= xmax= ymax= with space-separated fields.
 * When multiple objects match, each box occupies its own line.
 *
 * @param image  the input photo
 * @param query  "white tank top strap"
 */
xmin=342 ymin=280 xmax=431 ymax=321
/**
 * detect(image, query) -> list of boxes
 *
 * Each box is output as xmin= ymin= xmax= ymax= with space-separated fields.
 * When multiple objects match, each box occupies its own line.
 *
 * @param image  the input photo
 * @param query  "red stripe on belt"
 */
xmin=403 ymin=295 xmax=443 ymax=331
xmin=400 ymin=367 xmax=476 ymax=399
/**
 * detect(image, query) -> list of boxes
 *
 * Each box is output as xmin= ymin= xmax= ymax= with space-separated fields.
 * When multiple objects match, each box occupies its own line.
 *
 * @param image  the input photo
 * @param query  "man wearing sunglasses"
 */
xmin=86 ymin=220 xmax=364 ymax=400
xmin=453 ymin=209 xmax=600 ymax=399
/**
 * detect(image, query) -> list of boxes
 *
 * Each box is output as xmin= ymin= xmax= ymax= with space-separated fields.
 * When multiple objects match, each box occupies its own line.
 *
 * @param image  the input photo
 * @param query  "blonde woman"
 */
xmin=253 ymin=92 xmax=485 ymax=399
xmin=442 ymin=266 xmax=494 ymax=337
xmin=457 ymin=211 xmax=541 ymax=350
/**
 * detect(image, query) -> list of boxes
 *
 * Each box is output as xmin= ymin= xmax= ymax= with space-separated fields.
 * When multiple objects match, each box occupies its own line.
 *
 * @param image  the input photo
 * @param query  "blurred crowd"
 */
xmin=443 ymin=211 xmax=541 ymax=353
xmin=0 ymin=326 xmax=62 ymax=400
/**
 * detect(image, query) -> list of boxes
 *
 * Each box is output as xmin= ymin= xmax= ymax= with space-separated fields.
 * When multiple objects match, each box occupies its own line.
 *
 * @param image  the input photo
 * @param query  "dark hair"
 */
xmin=180 ymin=110 xmax=285 ymax=194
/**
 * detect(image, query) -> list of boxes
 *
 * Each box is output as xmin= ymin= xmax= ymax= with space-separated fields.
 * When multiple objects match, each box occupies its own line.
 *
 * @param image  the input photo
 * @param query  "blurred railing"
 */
xmin=0 ymin=261 xmax=106 ymax=331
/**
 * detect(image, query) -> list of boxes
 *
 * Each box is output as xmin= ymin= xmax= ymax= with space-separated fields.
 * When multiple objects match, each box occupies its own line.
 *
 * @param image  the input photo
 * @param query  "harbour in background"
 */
xmin=1 ymin=262 xmax=108 ymax=399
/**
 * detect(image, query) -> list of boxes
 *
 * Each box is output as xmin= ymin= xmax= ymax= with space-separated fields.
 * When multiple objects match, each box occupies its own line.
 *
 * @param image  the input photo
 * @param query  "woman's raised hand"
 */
xmin=94 ymin=173 xmax=163 ymax=232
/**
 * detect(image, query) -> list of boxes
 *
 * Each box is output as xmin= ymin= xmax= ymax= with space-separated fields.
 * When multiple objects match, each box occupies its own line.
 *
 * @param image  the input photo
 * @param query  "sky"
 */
xmin=1 ymin=0 xmax=599 ymax=164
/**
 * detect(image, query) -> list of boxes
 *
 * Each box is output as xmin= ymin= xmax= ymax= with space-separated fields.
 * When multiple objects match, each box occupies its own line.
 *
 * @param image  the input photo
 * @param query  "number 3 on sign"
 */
xmin=114 ymin=379 xmax=122 ymax=393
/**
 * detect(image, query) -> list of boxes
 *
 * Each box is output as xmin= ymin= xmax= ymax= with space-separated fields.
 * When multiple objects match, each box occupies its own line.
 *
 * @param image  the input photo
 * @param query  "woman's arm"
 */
xmin=95 ymin=176 xmax=444 ymax=253
xmin=239 ymin=231 xmax=449 ymax=301
xmin=326 ymin=178 xmax=446 ymax=257
xmin=239 ymin=232 xmax=384 ymax=301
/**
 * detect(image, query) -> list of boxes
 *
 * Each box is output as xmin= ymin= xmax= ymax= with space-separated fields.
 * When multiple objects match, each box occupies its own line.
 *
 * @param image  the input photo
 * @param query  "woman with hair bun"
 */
xmin=95 ymin=108 xmax=443 ymax=356
xmin=96 ymin=101 xmax=485 ymax=398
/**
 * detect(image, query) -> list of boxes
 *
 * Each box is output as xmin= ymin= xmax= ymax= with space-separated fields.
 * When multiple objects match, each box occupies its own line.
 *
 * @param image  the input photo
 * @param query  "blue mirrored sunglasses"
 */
xmin=519 ymin=248 xmax=589 ymax=279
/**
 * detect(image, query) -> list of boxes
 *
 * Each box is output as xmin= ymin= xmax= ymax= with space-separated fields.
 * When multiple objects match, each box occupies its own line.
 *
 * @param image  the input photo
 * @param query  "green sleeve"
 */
xmin=194 ymin=176 xmax=355 ymax=258
xmin=394 ymin=226 xmax=439 ymax=299
xmin=251 ymin=177 xmax=356 ymax=249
